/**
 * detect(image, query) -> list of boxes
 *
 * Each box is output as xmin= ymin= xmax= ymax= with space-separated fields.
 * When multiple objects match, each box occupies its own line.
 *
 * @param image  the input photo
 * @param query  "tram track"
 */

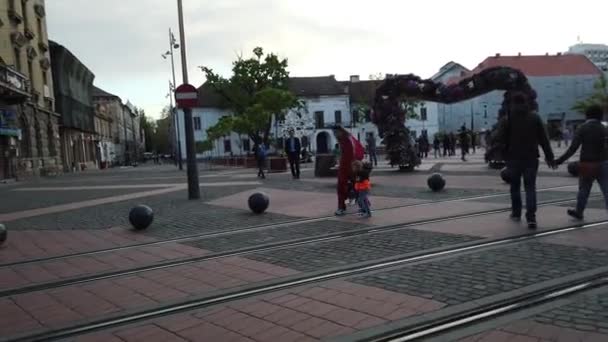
xmin=0 ymin=194 xmax=594 ymax=298
xmin=0 ymin=183 xmax=580 ymax=268
xmin=5 ymin=216 xmax=608 ymax=342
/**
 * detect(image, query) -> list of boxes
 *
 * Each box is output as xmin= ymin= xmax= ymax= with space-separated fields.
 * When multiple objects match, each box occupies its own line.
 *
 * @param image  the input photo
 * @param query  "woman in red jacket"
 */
xmin=333 ymin=125 xmax=365 ymax=216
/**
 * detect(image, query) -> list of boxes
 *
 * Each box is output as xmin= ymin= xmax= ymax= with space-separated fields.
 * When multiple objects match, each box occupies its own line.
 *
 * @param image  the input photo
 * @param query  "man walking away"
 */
xmin=496 ymin=92 xmax=554 ymax=229
xmin=255 ymin=143 xmax=267 ymax=179
xmin=554 ymin=105 xmax=608 ymax=220
xmin=471 ymin=131 xmax=477 ymax=154
xmin=366 ymin=134 xmax=378 ymax=166
xmin=442 ymin=134 xmax=450 ymax=157
xmin=433 ymin=135 xmax=441 ymax=158
xmin=459 ymin=127 xmax=469 ymax=162
xmin=285 ymin=129 xmax=301 ymax=179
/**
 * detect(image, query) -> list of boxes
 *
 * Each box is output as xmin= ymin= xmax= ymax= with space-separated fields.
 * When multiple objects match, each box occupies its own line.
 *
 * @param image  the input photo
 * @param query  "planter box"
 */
xmin=315 ymin=154 xmax=337 ymax=177
xmin=269 ymin=157 xmax=287 ymax=173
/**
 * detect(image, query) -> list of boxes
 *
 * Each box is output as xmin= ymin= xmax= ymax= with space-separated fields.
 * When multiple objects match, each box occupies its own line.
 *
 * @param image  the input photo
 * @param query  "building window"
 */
xmin=420 ymin=107 xmax=428 ymax=121
xmin=223 ymin=139 xmax=232 ymax=153
xmin=13 ymin=48 xmax=21 ymax=72
xmin=193 ymin=116 xmax=201 ymax=130
xmin=242 ymin=139 xmax=250 ymax=152
xmin=42 ymin=71 xmax=47 ymax=86
xmin=27 ymin=60 xmax=33 ymax=80
xmin=314 ymin=111 xmax=324 ymax=129
xmin=37 ymin=18 xmax=43 ymax=43
xmin=334 ymin=111 xmax=342 ymax=125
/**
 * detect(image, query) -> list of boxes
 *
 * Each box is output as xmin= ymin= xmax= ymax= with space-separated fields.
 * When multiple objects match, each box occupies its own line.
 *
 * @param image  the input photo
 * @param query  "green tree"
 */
xmin=573 ymin=74 xmax=608 ymax=116
xmin=139 ymin=109 xmax=156 ymax=152
xmin=201 ymin=47 xmax=301 ymax=146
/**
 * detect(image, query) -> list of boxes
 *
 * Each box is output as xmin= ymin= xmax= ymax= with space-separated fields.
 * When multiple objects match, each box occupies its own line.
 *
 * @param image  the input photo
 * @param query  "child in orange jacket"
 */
xmin=352 ymin=161 xmax=373 ymax=218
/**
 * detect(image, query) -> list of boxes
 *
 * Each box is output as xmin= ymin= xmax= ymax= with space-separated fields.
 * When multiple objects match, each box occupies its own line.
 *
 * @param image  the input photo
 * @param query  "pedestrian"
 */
xmin=556 ymin=128 xmax=563 ymax=148
xmin=421 ymin=134 xmax=429 ymax=158
xmin=442 ymin=133 xmax=450 ymax=157
xmin=471 ymin=131 xmax=477 ymax=154
xmin=284 ymin=129 xmax=301 ymax=179
xmin=450 ymin=132 xmax=457 ymax=156
xmin=553 ymin=105 xmax=608 ymax=220
xmin=433 ymin=135 xmax=441 ymax=158
xmin=459 ymin=126 xmax=469 ymax=162
xmin=563 ymin=127 xmax=571 ymax=147
xmin=496 ymin=92 xmax=555 ymax=229
xmin=352 ymin=160 xmax=373 ymax=218
xmin=366 ymin=134 xmax=378 ymax=166
xmin=333 ymin=125 xmax=365 ymax=216
xmin=255 ymin=143 xmax=267 ymax=179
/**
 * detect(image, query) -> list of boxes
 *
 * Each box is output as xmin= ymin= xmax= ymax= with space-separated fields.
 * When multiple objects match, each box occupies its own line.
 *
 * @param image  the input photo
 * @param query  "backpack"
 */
xmin=351 ymin=136 xmax=365 ymax=161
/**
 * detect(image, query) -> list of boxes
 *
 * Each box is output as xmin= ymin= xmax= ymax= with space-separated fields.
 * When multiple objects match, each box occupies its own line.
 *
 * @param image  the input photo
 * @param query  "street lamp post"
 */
xmin=162 ymin=28 xmax=183 ymax=171
xmin=176 ymin=0 xmax=200 ymax=200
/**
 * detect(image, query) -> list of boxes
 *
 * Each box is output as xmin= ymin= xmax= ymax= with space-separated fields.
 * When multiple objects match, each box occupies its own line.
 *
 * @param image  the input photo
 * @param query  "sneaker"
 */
xmin=567 ymin=209 xmax=584 ymax=220
xmin=527 ymin=220 xmax=537 ymax=229
xmin=361 ymin=212 xmax=372 ymax=219
xmin=335 ymin=209 xmax=346 ymax=217
xmin=510 ymin=213 xmax=521 ymax=221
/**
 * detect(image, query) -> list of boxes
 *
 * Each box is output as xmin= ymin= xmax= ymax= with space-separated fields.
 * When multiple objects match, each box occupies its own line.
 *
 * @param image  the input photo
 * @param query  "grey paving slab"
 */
xmin=350 ymin=242 xmax=608 ymax=305
xmin=245 ymin=229 xmax=480 ymax=272
xmin=183 ymin=220 xmax=369 ymax=252
xmin=6 ymin=185 xmax=299 ymax=235
xmin=0 ymin=188 xmax=169 ymax=214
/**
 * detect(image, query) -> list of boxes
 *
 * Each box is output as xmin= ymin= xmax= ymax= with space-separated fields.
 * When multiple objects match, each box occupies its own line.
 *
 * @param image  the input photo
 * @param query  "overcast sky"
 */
xmin=47 ymin=0 xmax=607 ymax=119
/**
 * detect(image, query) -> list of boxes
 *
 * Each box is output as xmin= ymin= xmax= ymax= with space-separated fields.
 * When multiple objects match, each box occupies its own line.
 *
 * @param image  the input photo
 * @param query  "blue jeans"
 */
xmin=576 ymin=161 xmax=608 ymax=214
xmin=507 ymin=159 xmax=539 ymax=220
xmin=357 ymin=191 xmax=371 ymax=215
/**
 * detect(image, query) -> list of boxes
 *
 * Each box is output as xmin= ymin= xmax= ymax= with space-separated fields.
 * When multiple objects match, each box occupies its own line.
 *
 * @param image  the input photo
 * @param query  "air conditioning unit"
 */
xmin=43 ymin=85 xmax=50 ymax=98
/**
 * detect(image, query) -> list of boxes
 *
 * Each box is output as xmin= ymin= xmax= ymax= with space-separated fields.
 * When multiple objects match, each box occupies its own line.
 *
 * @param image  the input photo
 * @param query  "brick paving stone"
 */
xmin=184 ymin=220 xmax=369 ymax=252
xmin=115 ymin=324 xmax=188 ymax=342
xmin=246 ymin=229 xmax=479 ymax=272
xmin=350 ymin=242 xmax=608 ymax=305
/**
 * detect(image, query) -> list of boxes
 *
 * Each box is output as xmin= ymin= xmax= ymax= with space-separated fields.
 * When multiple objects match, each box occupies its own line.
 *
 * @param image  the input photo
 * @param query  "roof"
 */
xmin=471 ymin=54 xmax=602 ymax=77
xmin=287 ymin=76 xmax=348 ymax=97
xmin=92 ymin=85 xmax=120 ymax=99
xmin=347 ymin=80 xmax=383 ymax=106
xmin=431 ymin=61 xmax=470 ymax=81
xmin=197 ymin=75 xmax=348 ymax=108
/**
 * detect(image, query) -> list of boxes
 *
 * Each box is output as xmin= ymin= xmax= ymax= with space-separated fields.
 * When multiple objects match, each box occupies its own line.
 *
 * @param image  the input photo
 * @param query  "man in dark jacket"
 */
xmin=496 ymin=92 xmax=554 ymax=229
xmin=459 ymin=126 xmax=469 ymax=162
xmin=366 ymin=134 xmax=378 ymax=166
xmin=285 ymin=129 xmax=301 ymax=179
xmin=554 ymin=105 xmax=608 ymax=219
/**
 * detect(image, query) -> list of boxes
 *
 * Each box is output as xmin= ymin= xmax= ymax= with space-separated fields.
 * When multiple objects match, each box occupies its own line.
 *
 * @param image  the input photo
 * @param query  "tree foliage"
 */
xmin=573 ymin=74 xmax=608 ymax=115
xmin=139 ymin=109 xmax=155 ymax=152
xmin=201 ymin=47 xmax=301 ymax=146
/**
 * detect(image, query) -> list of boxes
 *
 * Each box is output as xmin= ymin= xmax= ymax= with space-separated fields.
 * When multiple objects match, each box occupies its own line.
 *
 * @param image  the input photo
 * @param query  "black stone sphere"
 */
xmin=427 ymin=173 xmax=446 ymax=192
xmin=0 ymin=224 xmax=6 ymax=245
xmin=248 ymin=192 xmax=269 ymax=214
xmin=568 ymin=162 xmax=579 ymax=177
xmin=500 ymin=168 xmax=512 ymax=184
xmin=129 ymin=205 xmax=154 ymax=230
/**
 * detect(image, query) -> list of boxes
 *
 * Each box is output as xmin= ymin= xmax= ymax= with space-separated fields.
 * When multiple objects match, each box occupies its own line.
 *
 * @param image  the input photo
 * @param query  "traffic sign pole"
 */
xmin=176 ymin=0 xmax=200 ymax=200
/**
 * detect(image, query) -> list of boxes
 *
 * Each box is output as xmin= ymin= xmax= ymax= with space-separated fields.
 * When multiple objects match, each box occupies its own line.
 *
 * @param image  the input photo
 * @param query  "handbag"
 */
xmin=578 ymin=161 xmax=601 ymax=179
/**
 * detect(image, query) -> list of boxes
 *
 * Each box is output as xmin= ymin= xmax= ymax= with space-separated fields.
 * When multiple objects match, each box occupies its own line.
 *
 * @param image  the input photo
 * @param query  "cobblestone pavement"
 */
xmin=2 ymin=158 xmax=608 ymax=342
xmin=350 ymin=242 xmax=608 ymax=305
xmin=245 ymin=229 xmax=479 ymax=272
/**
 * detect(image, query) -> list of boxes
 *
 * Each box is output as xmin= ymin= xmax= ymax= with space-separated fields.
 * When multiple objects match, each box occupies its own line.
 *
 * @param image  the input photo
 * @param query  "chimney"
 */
xmin=517 ymin=52 xmax=521 ymax=57
xmin=329 ymin=74 xmax=335 ymax=79
xmin=495 ymin=53 xmax=500 ymax=57
xmin=557 ymin=52 xmax=563 ymax=56
xmin=545 ymin=52 xmax=549 ymax=56
xmin=350 ymin=75 xmax=360 ymax=83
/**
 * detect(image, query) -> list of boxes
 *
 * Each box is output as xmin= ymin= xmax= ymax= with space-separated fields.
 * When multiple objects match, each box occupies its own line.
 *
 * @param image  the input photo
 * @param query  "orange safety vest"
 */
xmin=355 ymin=179 xmax=371 ymax=191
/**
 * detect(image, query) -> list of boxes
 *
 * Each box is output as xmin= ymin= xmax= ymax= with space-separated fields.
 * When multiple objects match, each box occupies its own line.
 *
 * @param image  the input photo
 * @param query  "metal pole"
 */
xmin=169 ymin=28 xmax=183 ymax=170
xmin=177 ymin=0 xmax=200 ymax=199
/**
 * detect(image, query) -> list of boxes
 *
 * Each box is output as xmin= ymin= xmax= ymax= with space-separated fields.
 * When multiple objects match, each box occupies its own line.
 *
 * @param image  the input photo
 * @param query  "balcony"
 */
xmin=0 ymin=64 xmax=30 ymax=104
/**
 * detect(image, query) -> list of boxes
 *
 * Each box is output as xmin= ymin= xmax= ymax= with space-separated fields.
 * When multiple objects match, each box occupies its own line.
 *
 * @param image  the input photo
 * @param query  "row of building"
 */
xmin=0 ymin=0 xmax=144 ymax=181
xmin=174 ymin=43 xmax=607 ymax=158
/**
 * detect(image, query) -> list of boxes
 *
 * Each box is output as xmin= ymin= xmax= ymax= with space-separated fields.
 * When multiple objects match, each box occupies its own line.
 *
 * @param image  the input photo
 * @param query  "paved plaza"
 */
xmin=1 ymin=148 xmax=608 ymax=342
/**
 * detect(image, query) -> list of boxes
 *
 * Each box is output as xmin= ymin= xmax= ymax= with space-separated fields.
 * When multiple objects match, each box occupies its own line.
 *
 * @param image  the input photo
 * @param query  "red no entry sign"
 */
xmin=175 ymin=84 xmax=198 ymax=108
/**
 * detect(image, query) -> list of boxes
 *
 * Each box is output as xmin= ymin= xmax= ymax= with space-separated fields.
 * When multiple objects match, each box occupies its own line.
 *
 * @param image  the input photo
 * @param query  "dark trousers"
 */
xmin=369 ymin=150 xmax=378 ymax=166
xmin=576 ymin=161 xmax=608 ymax=214
xmin=257 ymin=159 xmax=265 ymax=179
xmin=288 ymin=152 xmax=300 ymax=178
xmin=507 ymin=159 xmax=539 ymax=220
